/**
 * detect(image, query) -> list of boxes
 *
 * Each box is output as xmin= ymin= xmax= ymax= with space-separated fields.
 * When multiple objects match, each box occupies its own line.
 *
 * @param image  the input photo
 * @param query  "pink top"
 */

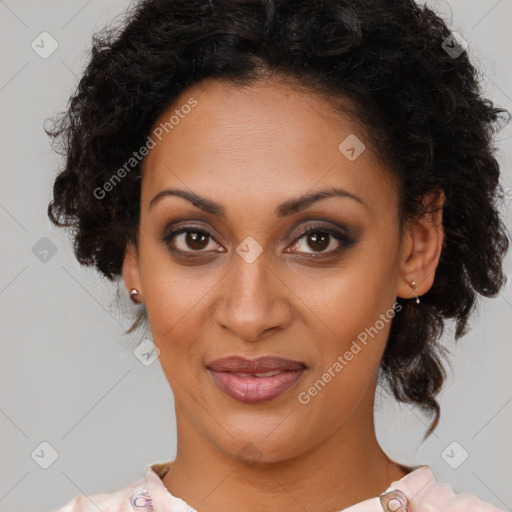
xmin=54 ymin=460 xmax=505 ymax=512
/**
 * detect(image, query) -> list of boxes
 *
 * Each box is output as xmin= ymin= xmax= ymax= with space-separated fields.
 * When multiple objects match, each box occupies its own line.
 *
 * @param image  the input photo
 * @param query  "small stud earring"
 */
xmin=409 ymin=281 xmax=420 ymax=304
xmin=130 ymin=289 xmax=139 ymax=304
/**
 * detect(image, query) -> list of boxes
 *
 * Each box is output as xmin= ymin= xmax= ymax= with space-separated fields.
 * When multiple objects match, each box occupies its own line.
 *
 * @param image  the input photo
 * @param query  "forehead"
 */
xmin=141 ymin=78 xmax=397 ymax=220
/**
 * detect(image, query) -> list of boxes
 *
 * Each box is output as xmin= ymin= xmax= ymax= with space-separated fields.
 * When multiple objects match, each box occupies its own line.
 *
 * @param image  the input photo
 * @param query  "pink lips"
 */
xmin=207 ymin=356 xmax=306 ymax=404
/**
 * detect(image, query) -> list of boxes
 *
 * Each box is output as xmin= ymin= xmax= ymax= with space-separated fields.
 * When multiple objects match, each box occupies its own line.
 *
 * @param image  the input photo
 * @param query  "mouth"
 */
xmin=206 ymin=356 xmax=307 ymax=404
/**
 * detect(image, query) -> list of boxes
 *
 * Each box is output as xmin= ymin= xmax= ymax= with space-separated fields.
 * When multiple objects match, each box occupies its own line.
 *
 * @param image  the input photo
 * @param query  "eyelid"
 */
xmin=287 ymin=220 xmax=353 ymax=241
xmin=162 ymin=219 xmax=224 ymax=243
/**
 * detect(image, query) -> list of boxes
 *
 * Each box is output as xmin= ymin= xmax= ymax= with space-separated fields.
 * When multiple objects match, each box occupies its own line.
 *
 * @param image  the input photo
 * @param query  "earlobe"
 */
xmin=122 ymin=242 xmax=143 ymax=303
xmin=396 ymin=188 xmax=445 ymax=300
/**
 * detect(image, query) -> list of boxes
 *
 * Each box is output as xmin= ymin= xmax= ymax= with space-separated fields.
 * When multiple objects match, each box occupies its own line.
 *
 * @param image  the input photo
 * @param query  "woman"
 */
xmin=48 ymin=0 xmax=509 ymax=510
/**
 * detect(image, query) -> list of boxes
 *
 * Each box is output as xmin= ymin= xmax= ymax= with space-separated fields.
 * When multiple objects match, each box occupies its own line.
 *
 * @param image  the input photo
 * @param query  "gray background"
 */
xmin=1 ymin=0 xmax=511 ymax=511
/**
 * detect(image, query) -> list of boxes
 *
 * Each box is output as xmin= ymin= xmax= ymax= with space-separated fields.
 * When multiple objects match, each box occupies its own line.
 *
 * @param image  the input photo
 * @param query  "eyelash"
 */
xmin=160 ymin=222 xmax=356 ymax=259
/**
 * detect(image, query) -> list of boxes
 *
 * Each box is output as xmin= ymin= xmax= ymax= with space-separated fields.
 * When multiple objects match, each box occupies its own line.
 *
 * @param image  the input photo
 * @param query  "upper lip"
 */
xmin=206 ymin=356 xmax=306 ymax=373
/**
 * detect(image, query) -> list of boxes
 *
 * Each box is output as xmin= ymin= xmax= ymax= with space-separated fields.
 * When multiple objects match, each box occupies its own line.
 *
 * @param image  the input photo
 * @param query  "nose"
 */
xmin=213 ymin=248 xmax=293 ymax=341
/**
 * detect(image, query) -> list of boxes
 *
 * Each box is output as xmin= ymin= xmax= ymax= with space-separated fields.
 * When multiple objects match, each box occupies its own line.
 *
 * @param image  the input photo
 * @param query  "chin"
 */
xmin=207 ymin=417 xmax=316 ymax=467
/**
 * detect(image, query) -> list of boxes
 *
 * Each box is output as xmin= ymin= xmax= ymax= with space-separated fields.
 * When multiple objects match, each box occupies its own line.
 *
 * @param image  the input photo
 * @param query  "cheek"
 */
xmin=294 ymin=283 xmax=395 ymax=435
xmin=299 ymin=272 xmax=391 ymax=387
xmin=296 ymin=238 xmax=400 ymax=404
xmin=300 ymin=249 xmax=395 ymax=352
xmin=137 ymin=229 xmax=214 ymax=365
xmin=143 ymin=273 xmax=213 ymax=363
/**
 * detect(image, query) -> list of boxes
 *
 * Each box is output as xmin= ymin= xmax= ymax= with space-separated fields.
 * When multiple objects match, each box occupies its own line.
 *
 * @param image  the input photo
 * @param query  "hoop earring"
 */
xmin=130 ymin=289 xmax=139 ymax=304
xmin=409 ymin=281 xmax=420 ymax=304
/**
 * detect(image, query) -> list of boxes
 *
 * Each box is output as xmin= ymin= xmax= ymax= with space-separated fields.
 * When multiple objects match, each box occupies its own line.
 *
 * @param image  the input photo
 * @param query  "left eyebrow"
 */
xmin=276 ymin=187 xmax=366 ymax=217
xmin=148 ymin=186 xmax=366 ymax=217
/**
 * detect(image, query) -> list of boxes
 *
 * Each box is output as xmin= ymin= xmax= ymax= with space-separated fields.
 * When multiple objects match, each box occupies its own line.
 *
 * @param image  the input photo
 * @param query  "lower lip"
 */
xmin=208 ymin=368 xmax=306 ymax=403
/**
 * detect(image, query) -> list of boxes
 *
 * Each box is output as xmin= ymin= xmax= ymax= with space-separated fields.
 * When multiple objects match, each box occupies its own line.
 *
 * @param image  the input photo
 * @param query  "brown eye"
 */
xmin=304 ymin=232 xmax=330 ymax=252
xmin=183 ymin=231 xmax=209 ymax=250
xmin=162 ymin=227 xmax=223 ymax=255
xmin=286 ymin=225 xmax=355 ymax=257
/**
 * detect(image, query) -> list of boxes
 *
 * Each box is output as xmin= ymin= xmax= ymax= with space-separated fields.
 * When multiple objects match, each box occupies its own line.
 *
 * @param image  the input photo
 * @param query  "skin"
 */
xmin=122 ymin=76 xmax=445 ymax=512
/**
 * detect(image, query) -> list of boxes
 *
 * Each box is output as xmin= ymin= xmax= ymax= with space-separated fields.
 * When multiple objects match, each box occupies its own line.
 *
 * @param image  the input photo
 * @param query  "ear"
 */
xmin=122 ymin=242 xmax=143 ymax=302
xmin=396 ymin=187 xmax=445 ymax=300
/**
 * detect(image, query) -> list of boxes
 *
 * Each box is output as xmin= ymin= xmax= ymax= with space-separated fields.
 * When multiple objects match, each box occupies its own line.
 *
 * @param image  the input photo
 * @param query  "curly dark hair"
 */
xmin=46 ymin=0 xmax=510 ymax=440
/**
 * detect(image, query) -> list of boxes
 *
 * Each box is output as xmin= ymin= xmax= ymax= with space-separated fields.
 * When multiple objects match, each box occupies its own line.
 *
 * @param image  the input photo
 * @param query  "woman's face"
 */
xmin=126 ymin=77 xmax=419 ymax=463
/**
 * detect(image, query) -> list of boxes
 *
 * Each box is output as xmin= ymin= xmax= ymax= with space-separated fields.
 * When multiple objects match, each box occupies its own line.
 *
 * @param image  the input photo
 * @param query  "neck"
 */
xmin=162 ymin=388 xmax=408 ymax=512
